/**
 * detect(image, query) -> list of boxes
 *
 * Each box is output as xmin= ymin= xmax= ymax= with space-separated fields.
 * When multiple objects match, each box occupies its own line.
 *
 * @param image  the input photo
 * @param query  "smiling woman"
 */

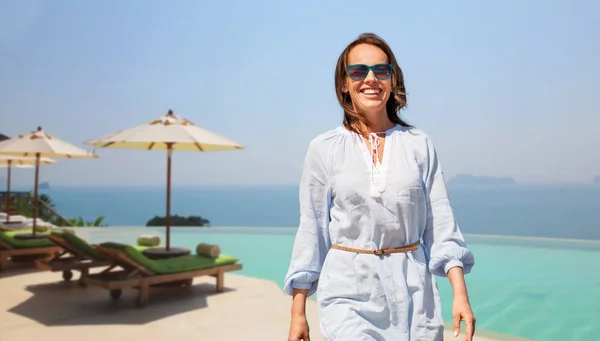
xmin=284 ymin=33 xmax=476 ymax=341
xmin=334 ymin=33 xmax=411 ymax=137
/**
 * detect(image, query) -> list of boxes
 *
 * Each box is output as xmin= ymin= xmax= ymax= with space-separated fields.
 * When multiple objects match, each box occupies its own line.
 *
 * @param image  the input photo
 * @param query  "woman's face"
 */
xmin=343 ymin=43 xmax=392 ymax=115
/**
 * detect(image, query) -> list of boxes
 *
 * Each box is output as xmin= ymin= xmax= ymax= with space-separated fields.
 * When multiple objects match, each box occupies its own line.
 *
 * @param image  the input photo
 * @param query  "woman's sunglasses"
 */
xmin=347 ymin=63 xmax=393 ymax=81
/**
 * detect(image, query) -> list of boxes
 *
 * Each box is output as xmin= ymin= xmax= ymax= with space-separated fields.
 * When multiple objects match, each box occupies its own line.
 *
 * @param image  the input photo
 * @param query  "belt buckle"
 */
xmin=373 ymin=249 xmax=384 ymax=256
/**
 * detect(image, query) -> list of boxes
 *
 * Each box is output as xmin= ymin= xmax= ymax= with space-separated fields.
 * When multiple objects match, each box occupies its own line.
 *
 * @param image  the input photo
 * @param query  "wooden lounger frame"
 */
xmin=0 ymin=239 xmax=62 ymax=271
xmin=34 ymin=234 xmax=112 ymax=285
xmin=84 ymin=245 xmax=243 ymax=307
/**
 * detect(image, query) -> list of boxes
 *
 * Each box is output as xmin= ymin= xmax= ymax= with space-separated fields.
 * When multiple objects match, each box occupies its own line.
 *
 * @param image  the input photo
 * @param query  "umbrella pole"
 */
xmin=5 ymin=161 xmax=11 ymax=223
xmin=32 ymin=153 xmax=40 ymax=235
xmin=166 ymin=146 xmax=173 ymax=251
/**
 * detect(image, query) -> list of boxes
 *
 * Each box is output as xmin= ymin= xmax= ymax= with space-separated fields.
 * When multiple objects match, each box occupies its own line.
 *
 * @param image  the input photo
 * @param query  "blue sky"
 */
xmin=1 ymin=0 xmax=598 ymax=186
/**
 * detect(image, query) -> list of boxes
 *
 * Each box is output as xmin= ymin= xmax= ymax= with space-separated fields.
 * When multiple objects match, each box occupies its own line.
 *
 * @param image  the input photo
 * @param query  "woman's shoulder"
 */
xmin=392 ymin=126 xmax=442 ymax=166
xmin=396 ymin=125 xmax=436 ymax=148
xmin=306 ymin=125 xmax=348 ymax=150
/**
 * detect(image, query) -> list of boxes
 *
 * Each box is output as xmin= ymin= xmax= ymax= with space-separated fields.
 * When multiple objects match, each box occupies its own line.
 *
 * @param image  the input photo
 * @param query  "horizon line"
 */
xmin=2 ymin=180 xmax=600 ymax=187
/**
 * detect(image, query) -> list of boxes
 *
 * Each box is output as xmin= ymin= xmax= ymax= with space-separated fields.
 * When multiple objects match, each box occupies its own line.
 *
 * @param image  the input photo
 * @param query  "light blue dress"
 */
xmin=283 ymin=124 xmax=475 ymax=341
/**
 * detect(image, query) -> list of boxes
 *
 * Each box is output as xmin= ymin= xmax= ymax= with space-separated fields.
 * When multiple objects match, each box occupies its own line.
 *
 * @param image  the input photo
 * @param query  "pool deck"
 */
xmin=0 ymin=264 xmax=503 ymax=341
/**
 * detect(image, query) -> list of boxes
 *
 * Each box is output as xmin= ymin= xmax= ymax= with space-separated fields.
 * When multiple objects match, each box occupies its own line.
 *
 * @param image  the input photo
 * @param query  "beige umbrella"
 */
xmin=0 ymin=127 xmax=97 ymax=238
xmin=84 ymin=109 xmax=244 ymax=251
xmin=0 ymin=155 xmax=57 ymax=223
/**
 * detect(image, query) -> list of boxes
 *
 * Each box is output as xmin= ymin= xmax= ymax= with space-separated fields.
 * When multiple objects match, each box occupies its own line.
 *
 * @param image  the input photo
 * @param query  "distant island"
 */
xmin=448 ymin=174 xmax=516 ymax=186
xmin=593 ymin=176 xmax=600 ymax=185
xmin=146 ymin=215 xmax=210 ymax=227
xmin=39 ymin=182 xmax=51 ymax=189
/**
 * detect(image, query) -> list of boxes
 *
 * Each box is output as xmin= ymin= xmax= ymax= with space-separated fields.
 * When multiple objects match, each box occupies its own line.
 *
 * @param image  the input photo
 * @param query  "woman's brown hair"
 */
xmin=334 ymin=33 xmax=412 ymax=135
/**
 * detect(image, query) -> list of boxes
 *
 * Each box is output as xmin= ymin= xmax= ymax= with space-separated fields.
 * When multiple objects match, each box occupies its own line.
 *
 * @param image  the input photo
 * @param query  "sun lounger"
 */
xmin=0 ymin=231 xmax=62 ymax=271
xmin=34 ymin=231 xmax=112 ymax=285
xmin=35 ymin=231 xmax=163 ymax=285
xmin=84 ymin=242 xmax=242 ymax=307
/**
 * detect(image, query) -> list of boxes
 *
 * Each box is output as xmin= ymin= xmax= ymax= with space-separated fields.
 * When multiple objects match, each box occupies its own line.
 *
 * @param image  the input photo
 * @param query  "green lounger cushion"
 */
xmin=0 ymin=230 xmax=55 ymax=249
xmin=50 ymin=230 xmax=160 ymax=260
xmin=99 ymin=242 xmax=239 ymax=275
xmin=50 ymin=230 xmax=104 ymax=260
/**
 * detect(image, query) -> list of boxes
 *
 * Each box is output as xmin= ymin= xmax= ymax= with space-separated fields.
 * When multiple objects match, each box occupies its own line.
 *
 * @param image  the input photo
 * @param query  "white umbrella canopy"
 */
xmin=0 ymin=155 xmax=56 ymax=166
xmin=84 ymin=109 xmax=244 ymax=151
xmin=0 ymin=127 xmax=97 ymax=158
xmin=0 ymin=126 xmax=97 ymax=236
xmin=84 ymin=109 xmax=245 ymax=252
xmin=0 ymin=155 xmax=57 ymax=223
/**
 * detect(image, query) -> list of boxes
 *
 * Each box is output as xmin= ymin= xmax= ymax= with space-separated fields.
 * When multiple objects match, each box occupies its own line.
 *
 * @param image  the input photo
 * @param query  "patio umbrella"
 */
xmin=0 ymin=127 xmax=97 ymax=237
xmin=84 ymin=109 xmax=244 ymax=251
xmin=0 ymin=155 xmax=56 ymax=223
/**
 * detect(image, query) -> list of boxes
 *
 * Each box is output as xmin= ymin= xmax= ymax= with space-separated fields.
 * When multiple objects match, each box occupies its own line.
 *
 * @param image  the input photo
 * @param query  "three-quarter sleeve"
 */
xmin=282 ymin=140 xmax=332 ymax=296
xmin=421 ymin=136 xmax=475 ymax=277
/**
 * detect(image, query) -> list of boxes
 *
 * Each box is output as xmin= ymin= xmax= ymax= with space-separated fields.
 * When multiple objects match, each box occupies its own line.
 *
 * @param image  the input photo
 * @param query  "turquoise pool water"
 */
xmin=82 ymin=227 xmax=600 ymax=341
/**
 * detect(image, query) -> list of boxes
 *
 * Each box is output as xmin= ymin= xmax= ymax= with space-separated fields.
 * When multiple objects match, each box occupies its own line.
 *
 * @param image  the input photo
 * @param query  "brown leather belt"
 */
xmin=331 ymin=240 xmax=420 ymax=256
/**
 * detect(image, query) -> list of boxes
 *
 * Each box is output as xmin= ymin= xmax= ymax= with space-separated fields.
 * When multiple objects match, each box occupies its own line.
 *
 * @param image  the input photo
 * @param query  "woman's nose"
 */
xmin=364 ymin=70 xmax=378 ymax=83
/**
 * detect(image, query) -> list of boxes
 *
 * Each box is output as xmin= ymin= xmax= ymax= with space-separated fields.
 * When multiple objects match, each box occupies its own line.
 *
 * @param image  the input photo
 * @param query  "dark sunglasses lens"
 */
xmin=348 ymin=65 xmax=368 ymax=79
xmin=373 ymin=64 xmax=392 ymax=79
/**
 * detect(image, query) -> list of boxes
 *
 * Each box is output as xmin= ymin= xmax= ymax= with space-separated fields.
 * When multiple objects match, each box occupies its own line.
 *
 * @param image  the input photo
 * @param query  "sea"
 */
xmin=30 ymin=183 xmax=600 ymax=241
xmin=12 ymin=184 xmax=600 ymax=341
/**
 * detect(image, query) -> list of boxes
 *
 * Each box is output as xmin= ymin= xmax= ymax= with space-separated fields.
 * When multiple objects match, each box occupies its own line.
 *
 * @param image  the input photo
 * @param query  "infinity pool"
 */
xmin=80 ymin=226 xmax=600 ymax=341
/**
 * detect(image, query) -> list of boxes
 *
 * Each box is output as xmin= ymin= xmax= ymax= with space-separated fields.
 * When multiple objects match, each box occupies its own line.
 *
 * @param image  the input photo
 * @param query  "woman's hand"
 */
xmin=289 ymin=288 xmax=311 ymax=341
xmin=288 ymin=313 xmax=310 ymax=341
xmin=447 ymin=266 xmax=476 ymax=341
xmin=452 ymin=295 xmax=476 ymax=341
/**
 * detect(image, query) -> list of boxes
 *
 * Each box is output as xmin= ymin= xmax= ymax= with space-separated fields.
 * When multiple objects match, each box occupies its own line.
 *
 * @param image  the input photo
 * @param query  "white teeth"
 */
xmin=361 ymin=89 xmax=381 ymax=94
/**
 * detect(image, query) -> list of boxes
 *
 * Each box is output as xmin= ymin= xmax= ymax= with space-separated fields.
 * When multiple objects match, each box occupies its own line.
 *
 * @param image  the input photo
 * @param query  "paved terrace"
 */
xmin=0 ymin=263 xmax=516 ymax=341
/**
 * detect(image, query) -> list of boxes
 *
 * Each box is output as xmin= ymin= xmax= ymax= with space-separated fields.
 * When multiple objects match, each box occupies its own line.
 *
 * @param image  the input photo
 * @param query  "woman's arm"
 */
xmin=282 ymin=139 xmax=332 ymax=297
xmin=289 ymin=288 xmax=312 ymax=341
xmin=448 ymin=266 xmax=476 ymax=341
xmin=420 ymin=133 xmax=475 ymax=278
xmin=285 ymin=138 xmax=333 ymax=341
xmin=447 ymin=266 xmax=469 ymax=300
xmin=418 ymin=132 xmax=476 ymax=340
xmin=291 ymin=288 xmax=309 ymax=317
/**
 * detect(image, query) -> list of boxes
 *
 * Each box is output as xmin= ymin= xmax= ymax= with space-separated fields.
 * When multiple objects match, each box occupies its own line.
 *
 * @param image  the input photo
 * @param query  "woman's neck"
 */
xmin=365 ymin=112 xmax=395 ymax=133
